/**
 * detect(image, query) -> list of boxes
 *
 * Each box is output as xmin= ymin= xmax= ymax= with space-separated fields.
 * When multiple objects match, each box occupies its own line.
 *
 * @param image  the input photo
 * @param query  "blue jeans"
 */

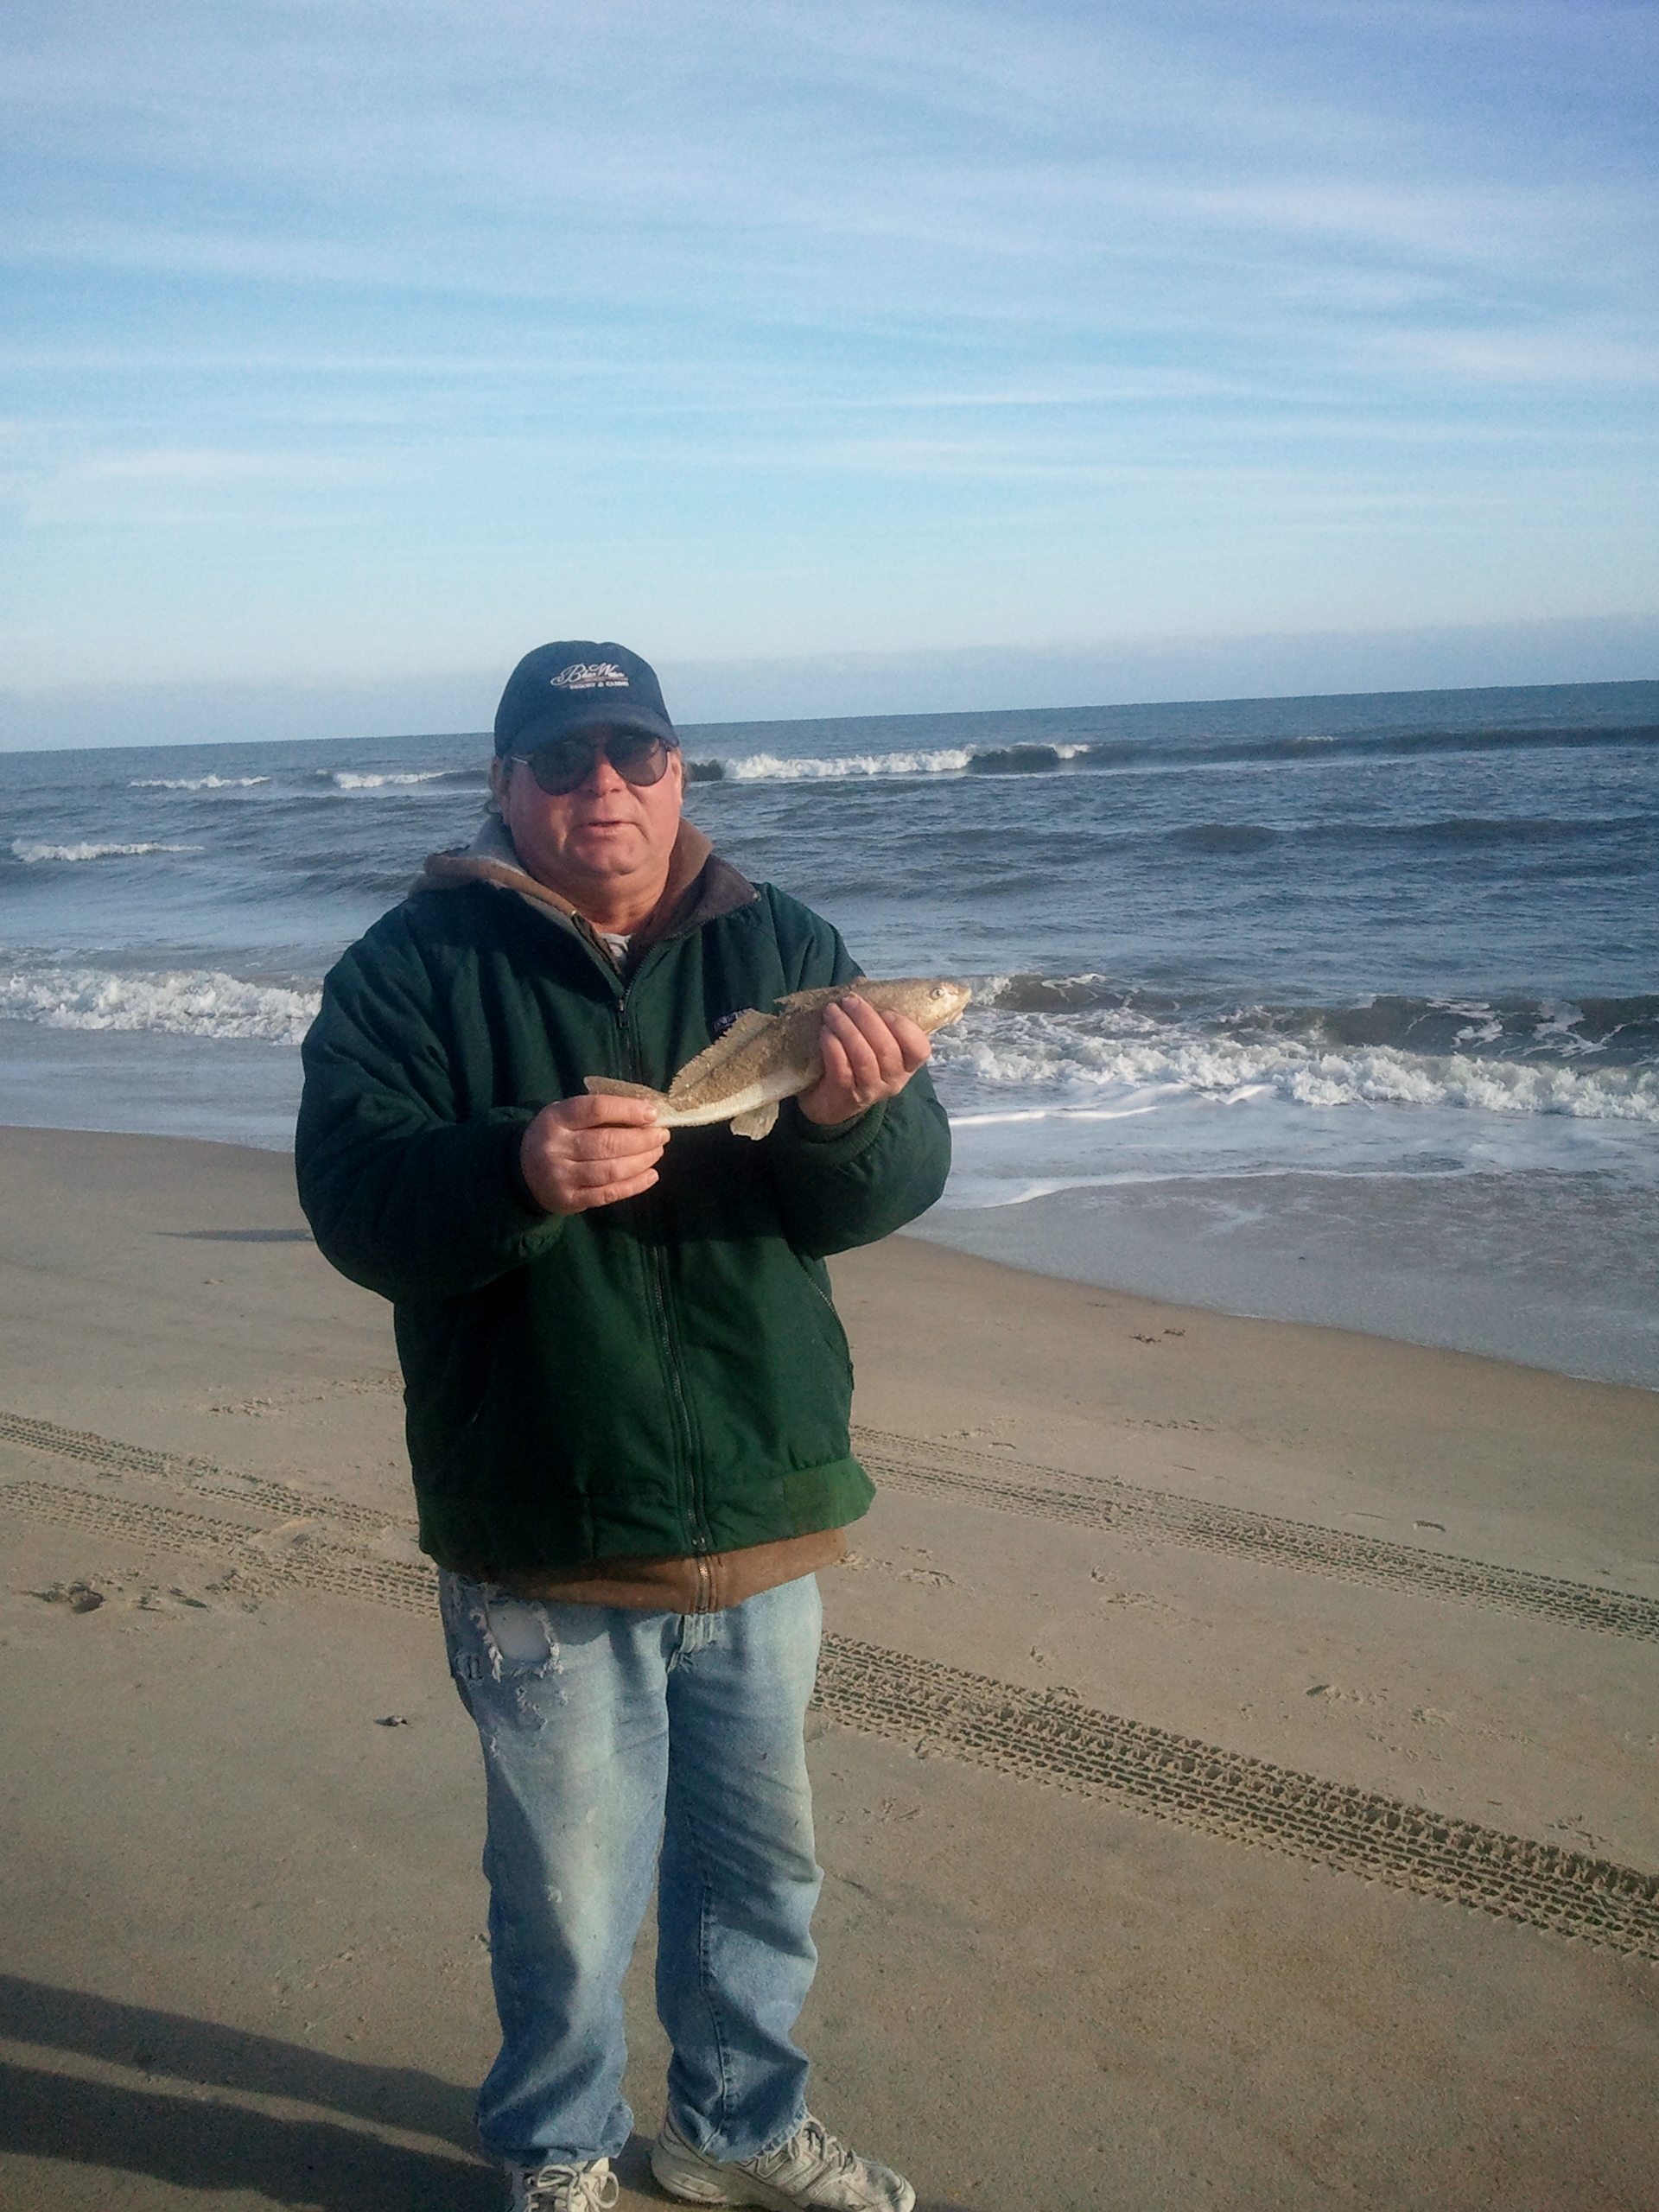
xmin=440 ymin=1569 xmax=824 ymax=2169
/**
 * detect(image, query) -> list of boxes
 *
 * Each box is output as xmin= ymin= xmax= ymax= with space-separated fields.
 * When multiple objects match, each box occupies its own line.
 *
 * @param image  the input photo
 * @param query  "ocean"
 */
xmin=3 ymin=679 xmax=1656 ymax=1389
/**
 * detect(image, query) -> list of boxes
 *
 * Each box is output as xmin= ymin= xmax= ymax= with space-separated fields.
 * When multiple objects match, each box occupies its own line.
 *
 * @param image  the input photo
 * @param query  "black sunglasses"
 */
xmin=508 ymin=731 xmax=677 ymax=797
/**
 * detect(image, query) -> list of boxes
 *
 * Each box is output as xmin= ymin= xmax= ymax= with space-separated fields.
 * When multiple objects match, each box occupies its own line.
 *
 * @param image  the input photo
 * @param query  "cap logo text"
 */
xmin=550 ymin=662 xmax=628 ymax=690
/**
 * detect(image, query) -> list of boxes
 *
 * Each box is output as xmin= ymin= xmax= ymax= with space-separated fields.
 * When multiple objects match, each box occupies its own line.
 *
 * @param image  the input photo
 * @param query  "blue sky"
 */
xmin=2 ymin=0 xmax=1656 ymax=743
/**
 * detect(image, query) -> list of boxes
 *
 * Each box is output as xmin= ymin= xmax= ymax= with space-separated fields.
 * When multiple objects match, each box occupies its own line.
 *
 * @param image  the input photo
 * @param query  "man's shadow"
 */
xmin=0 ymin=1977 xmax=979 ymax=2209
xmin=0 ymin=1972 xmax=504 ymax=2209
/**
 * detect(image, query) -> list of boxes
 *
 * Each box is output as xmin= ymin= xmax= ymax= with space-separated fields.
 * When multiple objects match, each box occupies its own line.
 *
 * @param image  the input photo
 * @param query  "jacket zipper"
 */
xmin=615 ymin=982 xmax=711 ymax=1564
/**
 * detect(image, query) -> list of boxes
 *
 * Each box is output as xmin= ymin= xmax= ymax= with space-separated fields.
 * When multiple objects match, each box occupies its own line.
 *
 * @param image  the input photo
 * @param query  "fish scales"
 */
xmin=665 ymin=1008 xmax=823 ymax=1109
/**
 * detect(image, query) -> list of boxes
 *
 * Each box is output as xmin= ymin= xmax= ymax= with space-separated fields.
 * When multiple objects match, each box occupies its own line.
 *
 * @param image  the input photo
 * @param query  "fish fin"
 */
xmin=729 ymin=1101 xmax=779 ymax=1141
xmin=665 ymin=1009 xmax=779 ymax=1100
xmin=584 ymin=1077 xmax=668 ymax=1107
xmin=774 ymin=982 xmax=864 ymax=1014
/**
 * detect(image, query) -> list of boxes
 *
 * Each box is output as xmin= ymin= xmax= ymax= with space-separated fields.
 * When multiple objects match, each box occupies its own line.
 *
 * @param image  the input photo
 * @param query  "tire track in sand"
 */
xmin=0 ymin=1408 xmax=404 ymax=1538
xmin=4 ymin=1460 xmax=1655 ymax=1959
xmin=10 ymin=1407 xmax=1652 ymax=1644
xmin=813 ymin=1635 xmax=1659 ymax=1960
xmin=852 ymin=1426 xmax=1659 ymax=1645
xmin=0 ymin=1479 xmax=436 ymax=1617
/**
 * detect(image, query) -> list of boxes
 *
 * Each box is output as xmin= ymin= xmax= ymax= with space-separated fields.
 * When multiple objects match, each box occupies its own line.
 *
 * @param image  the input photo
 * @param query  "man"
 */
xmin=296 ymin=641 xmax=950 ymax=2212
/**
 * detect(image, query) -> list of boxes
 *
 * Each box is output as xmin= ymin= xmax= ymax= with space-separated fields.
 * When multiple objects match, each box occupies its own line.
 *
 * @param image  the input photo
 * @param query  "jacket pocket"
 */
xmin=427 ymin=1391 xmax=489 ymax=1491
xmin=798 ymin=1255 xmax=854 ymax=1386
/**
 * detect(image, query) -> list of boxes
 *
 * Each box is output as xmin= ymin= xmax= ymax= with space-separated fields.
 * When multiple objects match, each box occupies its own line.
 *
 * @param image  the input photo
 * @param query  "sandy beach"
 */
xmin=2 ymin=1123 xmax=1656 ymax=2210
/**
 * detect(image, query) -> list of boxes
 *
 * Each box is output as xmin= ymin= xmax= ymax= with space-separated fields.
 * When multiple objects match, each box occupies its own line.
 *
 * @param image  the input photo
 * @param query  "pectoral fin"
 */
xmin=729 ymin=1101 xmax=779 ymax=1141
xmin=584 ymin=1077 xmax=668 ymax=1107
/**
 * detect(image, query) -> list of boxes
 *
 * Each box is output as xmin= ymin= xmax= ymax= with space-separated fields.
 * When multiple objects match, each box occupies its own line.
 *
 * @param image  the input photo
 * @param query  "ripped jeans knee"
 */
xmin=439 ymin=1570 xmax=567 ymax=1728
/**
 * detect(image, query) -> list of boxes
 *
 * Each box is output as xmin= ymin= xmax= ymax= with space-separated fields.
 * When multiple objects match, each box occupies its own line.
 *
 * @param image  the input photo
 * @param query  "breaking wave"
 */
xmin=976 ymin=976 xmax=1659 ymax=1061
xmin=0 ymin=960 xmax=320 ymax=1044
xmin=933 ymin=995 xmax=1659 ymax=1127
xmin=10 ymin=839 xmax=204 ymax=863
xmin=326 ymin=766 xmax=486 ymax=791
xmin=128 ymin=775 xmax=270 ymax=791
xmin=687 ymin=747 xmax=973 ymax=783
xmin=5 ymin=927 xmax=1649 ymax=1122
xmin=683 ymin=721 xmax=1658 ymax=786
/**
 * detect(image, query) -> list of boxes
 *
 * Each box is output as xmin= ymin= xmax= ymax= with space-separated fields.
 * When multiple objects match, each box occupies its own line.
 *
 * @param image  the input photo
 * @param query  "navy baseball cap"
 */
xmin=493 ymin=641 xmax=677 ymax=758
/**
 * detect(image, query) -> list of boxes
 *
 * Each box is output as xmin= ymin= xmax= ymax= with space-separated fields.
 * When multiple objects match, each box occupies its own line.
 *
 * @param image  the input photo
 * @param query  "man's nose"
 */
xmin=577 ymin=746 xmax=626 ymax=793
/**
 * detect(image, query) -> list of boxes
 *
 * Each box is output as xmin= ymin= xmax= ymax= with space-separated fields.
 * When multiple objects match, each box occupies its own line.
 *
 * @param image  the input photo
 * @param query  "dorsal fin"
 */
xmin=664 ymin=1008 xmax=779 ymax=1101
xmin=773 ymin=982 xmax=866 ymax=1014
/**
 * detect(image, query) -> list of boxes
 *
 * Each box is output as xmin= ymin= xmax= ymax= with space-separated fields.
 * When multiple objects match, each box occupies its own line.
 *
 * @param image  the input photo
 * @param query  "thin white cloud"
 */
xmin=72 ymin=448 xmax=371 ymax=484
xmin=1374 ymin=328 xmax=1659 ymax=387
xmin=17 ymin=444 xmax=400 ymax=527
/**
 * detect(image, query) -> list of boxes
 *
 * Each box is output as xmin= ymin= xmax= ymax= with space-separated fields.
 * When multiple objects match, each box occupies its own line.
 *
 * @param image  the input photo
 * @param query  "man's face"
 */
xmin=496 ymin=733 xmax=685 ymax=910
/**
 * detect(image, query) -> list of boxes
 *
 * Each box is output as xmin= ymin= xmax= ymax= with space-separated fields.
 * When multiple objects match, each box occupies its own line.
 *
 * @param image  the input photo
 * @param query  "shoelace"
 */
xmin=523 ymin=2161 xmax=620 ymax=2212
xmin=781 ymin=2119 xmax=860 ymax=2179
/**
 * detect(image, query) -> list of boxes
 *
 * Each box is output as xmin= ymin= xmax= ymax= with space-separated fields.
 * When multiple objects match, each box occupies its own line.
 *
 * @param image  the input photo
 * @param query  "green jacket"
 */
xmin=295 ymin=846 xmax=951 ymax=1575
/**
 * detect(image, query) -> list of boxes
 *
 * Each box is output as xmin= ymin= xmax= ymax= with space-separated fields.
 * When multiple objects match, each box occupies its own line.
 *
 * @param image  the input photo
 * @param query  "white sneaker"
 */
xmin=505 ymin=2155 xmax=620 ymax=2212
xmin=651 ymin=2113 xmax=916 ymax=2212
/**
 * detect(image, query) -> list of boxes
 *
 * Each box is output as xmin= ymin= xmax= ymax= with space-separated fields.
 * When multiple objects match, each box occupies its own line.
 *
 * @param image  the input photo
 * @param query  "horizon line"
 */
xmin=3 ymin=669 xmax=1657 ymax=761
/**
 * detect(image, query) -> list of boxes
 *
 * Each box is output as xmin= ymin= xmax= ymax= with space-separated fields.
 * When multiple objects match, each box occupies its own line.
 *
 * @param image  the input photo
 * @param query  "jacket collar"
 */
xmin=410 ymin=810 xmax=757 ymax=962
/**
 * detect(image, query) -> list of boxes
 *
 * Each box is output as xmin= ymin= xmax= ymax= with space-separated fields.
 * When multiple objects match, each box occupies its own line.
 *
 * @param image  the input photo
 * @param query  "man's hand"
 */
xmin=798 ymin=993 xmax=931 ymax=1128
xmin=519 ymin=1095 xmax=668 ymax=1216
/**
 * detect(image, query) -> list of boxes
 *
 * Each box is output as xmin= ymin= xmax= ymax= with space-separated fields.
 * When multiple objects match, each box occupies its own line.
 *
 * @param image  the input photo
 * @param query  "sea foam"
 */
xmin=935 ymin=1008 xmax=1659 ymax=1127
xmin=682 ymin=721 xmax=1658 ymax=789
xmin=734 ymin=747 xmax=973 ymax=780
xmin=10 ymin=840 xmax=204 ymax=863
xmin=329 ymin=768 xmax=480 ymax=790
xmin=0 ymin=962 xmax=321 ymax=1044
xmin=692 ymin=747 xmax=974 ymax=782
xmin=128 ymin=775 xmax=270 ymax=791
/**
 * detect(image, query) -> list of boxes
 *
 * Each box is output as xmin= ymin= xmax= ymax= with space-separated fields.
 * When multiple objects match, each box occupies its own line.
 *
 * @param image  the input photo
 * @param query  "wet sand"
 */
xmin=2 ymin=1125 xmax=1656 ymax=2210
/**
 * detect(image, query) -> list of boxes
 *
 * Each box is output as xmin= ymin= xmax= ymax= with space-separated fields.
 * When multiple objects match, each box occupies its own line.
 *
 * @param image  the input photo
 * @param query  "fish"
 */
xmin=584 ymin=978 xmax=971 ymax=1140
